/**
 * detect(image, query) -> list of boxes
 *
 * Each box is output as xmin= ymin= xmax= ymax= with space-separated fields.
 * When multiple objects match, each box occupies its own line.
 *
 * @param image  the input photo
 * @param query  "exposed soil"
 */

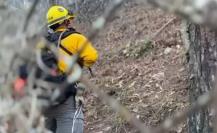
xmin=77 ymin=2 xmax=189 ymax=133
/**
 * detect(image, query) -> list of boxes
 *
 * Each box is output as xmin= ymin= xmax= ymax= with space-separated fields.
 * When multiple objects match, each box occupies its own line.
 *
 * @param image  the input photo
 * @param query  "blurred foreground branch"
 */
xmin=143 ymin=0 xmax=217 ymax=28
xmin=3 ymin=0 xmax=217 ymax=133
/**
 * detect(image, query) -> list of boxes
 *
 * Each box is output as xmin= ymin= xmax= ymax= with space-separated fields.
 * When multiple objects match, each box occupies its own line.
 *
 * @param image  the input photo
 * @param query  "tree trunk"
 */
xmin=187 ymin=23 xmax=217 ymax=132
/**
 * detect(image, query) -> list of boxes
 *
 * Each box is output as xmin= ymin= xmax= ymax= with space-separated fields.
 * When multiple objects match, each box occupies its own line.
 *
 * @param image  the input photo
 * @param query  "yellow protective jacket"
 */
xmin=55 ymin=28 xmax=98 ymax=73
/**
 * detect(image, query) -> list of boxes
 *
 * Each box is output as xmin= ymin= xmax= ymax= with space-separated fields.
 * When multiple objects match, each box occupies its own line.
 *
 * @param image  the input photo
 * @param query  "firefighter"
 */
xmin=44 ymin=5 xmax=98 ymax=133
xmin=13 ymin=5 xmax=98 ymax=133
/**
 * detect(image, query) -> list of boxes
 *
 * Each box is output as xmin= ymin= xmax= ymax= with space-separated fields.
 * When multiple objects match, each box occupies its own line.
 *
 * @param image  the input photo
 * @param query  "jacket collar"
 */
xmin=55 ymin=27 xmax=67 ymax=32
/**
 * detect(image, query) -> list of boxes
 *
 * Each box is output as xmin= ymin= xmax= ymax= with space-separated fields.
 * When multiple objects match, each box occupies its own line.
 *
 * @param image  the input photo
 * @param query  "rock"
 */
xmin=152 ymin=72 xmax=165 ymax=80
xmin=133 ymin=108 xmax=139 ymax=113
xmin=103 ymin=127 xmax=112 ymax=132
xmin=136 ymin=115 xmax=140 ymax=119
xmin=176 ymin=45 xmax=181 ymax=49
xmin=95 ymin=131 xmax=103 ymax=133
xmin=164 ymin=47 xmax=172 ymax=55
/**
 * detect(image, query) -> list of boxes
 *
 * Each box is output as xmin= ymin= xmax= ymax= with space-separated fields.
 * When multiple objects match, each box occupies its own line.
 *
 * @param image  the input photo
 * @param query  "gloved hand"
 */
xmin=13 ymin=77 xmax=26 ymax=96
xmin=13 ymin=64 xmax=28 ymax=97
xmin=77 ymin=58 xmax=84 ymax=68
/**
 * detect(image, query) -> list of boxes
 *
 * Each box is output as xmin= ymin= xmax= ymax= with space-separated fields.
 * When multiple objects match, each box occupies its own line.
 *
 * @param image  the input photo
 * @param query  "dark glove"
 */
xmin=19 ymin=65 xmax=28 ymax=79
xmin=77 ymin=58 xmax=84 ymax=68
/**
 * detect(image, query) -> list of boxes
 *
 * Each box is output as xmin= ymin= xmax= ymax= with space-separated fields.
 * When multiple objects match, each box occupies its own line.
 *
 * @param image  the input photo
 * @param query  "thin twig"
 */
xmin=27 ymin=94 xmax=38 ymax=130
xmin=23 ymin=0 xmax=39 ymax=32
xmin=150 ymin=17 xmax=177 ymax=40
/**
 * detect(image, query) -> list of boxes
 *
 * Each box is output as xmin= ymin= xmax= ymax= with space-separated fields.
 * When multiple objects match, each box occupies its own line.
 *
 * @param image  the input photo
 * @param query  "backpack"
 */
xmin=45 ymin=28 xmax=94 ymax=77
xmin=35 ymin=28 xmax=81 ymax=83
xmin=45 ymin=28 xmax=80 ymax=56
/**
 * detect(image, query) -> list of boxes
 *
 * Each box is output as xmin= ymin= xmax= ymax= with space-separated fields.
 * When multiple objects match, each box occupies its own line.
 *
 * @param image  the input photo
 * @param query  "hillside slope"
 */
xmin=77 ymin=2 xmax=188 ymax=133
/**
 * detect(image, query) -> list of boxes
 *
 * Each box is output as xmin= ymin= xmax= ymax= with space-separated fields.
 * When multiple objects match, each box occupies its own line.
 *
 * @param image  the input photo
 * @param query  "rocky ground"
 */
xmin=77 ymin=1 xmax=189 ymax=133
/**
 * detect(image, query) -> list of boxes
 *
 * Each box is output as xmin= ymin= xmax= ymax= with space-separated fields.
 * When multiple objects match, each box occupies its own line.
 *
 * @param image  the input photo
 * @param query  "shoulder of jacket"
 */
xmin=64 ymin=33 xmax=87 ymax=40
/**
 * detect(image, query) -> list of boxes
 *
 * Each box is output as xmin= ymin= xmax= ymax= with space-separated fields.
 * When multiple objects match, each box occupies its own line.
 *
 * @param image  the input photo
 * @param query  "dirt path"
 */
xmin=78 ymin=2 xmax=188 ymax=133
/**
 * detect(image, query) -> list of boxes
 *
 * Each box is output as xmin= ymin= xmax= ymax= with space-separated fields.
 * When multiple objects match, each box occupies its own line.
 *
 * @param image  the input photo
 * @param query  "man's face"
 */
xmin=67 ymin=18 xmax=74 ymax=28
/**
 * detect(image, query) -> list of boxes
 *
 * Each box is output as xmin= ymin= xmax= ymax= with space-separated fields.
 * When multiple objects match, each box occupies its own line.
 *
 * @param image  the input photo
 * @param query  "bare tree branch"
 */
xmin=141 ymin=0 xmax=217 ymax=28
xmin=23 ymin=0 xmax=39 ymax=32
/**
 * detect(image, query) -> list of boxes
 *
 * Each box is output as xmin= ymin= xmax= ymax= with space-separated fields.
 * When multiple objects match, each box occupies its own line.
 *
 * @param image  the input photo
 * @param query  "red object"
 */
xmin=13 ymin=78 xmax=26 ymax=95
xmin=51 ymin=69 xmax=58 ymax=76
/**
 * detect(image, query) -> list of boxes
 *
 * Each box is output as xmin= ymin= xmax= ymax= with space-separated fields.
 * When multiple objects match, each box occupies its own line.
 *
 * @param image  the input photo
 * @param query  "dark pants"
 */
xmin=44 ymin=96 xmax=84 ymax=133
